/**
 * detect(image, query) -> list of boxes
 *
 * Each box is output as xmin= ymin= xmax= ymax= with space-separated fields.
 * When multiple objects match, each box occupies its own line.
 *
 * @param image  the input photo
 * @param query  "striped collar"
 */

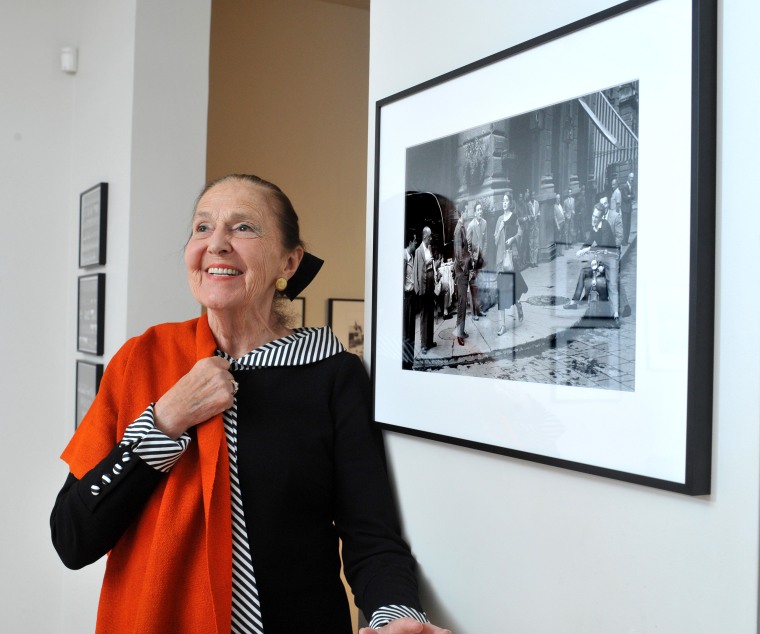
xmin=217 ymin=326 xmax=345 ymax=370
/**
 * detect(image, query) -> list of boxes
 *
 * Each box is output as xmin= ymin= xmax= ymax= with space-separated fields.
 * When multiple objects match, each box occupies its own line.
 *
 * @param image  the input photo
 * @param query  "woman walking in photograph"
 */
xmin=494 ymin=192 xmax=528 ymax=335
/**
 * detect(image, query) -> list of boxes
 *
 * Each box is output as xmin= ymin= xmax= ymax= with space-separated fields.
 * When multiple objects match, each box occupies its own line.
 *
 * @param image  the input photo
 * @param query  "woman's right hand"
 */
xmin=153 ymin=357 xmax=235 ymax=439
xmin=360 ymin=619 xmax=451 ymax=634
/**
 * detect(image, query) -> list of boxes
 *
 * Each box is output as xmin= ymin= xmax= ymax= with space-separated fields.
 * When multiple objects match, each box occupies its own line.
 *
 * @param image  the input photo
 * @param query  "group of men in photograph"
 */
xmin=550 ymin=172 xmax=635 ymax=250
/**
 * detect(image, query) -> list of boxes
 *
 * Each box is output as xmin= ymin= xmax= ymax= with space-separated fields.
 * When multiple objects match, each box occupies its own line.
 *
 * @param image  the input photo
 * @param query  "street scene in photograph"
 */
xmin=402 ymin=82 xmax=638 ymax=391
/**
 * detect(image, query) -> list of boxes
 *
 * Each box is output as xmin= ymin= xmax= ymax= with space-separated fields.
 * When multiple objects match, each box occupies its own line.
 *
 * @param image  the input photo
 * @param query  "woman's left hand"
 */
xmin=359 ymin=617 xmax=451 ymax=634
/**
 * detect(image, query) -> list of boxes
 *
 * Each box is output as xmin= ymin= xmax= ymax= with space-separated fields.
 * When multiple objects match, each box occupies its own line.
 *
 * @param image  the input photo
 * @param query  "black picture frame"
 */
xmin=79 ymin=182 xmax=108 ymax=268
xmin=371 ymin=0 xmax=716 ymax=495
xmin=75 ymin=360 xmax=103 ymax=429
xmin=328 ymin=298 xmax=365 ymax=358
xmin=77 ymin=273 xmax=106 ymax=355
xmin=287 ymin=297 xmax=306 ymax=328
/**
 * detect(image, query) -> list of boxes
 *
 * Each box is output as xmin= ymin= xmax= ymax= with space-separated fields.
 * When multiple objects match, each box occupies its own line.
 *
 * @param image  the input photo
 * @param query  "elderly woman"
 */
xmin=51 ymin=174 xmax=450 ymax=634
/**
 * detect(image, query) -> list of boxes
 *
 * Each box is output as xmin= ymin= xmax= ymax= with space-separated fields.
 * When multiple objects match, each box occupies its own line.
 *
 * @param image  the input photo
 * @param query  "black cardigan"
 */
xmin=52 ymin=351 xmax=423 ymax=633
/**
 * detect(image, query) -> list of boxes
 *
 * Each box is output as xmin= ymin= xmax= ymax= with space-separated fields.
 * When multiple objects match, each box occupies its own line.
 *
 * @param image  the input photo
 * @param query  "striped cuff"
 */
xmin=120 ymin=404 xmax=191 ymax=473
xmin=368 ymin=605 xmax=428 ymax=629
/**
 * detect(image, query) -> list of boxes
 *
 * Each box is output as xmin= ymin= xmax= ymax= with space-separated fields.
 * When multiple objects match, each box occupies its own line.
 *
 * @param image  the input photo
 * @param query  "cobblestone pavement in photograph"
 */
xmin=423 ymin=243 xmax=637 ymax=391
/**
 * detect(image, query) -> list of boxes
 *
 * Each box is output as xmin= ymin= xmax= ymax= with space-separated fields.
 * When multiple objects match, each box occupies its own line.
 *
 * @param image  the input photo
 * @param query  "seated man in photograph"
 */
xmin=563 ymin=203 xmax=620 ymax=319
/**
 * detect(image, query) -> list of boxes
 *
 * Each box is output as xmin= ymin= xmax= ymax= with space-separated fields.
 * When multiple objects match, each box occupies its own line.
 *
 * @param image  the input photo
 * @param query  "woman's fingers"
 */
xmin=154 ymin=357 xmax=234 ymax=438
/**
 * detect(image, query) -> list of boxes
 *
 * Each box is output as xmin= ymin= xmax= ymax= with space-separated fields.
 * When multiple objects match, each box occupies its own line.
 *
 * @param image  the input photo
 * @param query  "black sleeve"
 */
xmin=330 ymin=353 xmax=423 ymax=617
xmin=50 ymin=442 xmax=164 ymax=569
xmin=599 ymin=223 xmax=617 ymax=249
xmin=585 ymin=221 xmax=616 ymax=250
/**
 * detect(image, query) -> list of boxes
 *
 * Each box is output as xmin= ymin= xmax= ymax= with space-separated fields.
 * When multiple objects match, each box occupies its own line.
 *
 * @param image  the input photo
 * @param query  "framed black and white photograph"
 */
xmin=328 ymin=299 xmax=365 ymax=358
xmin=372 ymin=0 xmax=716 ymax=494
xmin=77 ymin=273 xmax=106 ymax=355
xmin=79 ymin=182 xmax=108 ymax=268
xmin=286 ymin=297 xmax=306 ymax=329
xmin=75 ymin=360 xmax=103 ymax=429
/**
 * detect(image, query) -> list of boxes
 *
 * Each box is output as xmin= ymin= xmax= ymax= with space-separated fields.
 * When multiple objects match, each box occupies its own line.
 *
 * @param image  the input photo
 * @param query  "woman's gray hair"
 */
xmin=194 ymin=173 xmax=305 ymax=251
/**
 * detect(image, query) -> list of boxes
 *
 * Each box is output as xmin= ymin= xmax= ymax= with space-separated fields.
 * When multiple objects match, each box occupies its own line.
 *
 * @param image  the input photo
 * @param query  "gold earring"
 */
xmin=275 ymin=277 xmax=288 ymax=292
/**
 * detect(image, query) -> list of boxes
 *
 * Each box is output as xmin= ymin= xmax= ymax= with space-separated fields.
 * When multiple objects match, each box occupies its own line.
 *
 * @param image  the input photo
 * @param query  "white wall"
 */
xmin=366 ymin=0 xmax=760 ymax=632
xmin=0 ymin=1 xmax=210 ymax=631
xmin=0 ymin=3 xmax=87 ymax=631
xmin=128 ymin=0 xmax=211 ymax=338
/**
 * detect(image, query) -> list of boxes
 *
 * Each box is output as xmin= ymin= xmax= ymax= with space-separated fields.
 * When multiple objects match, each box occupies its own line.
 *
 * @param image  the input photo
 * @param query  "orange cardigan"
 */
xmin=62 ymin=315 xmax=232 ymax=633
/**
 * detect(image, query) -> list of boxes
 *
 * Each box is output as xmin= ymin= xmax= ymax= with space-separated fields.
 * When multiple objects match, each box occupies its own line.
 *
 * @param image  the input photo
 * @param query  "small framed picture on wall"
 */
xmin=328 ymin=298 xmax=364 ymax=358
xmin=75 ymin=360 xmax=103 ymax=429
xmin=79 ymin=182 xmax=108 ymax=268
xmin=77 ymin=273 xmax=105 ymax=355
xmin=286 ymin=297 xmax=305 ymax=329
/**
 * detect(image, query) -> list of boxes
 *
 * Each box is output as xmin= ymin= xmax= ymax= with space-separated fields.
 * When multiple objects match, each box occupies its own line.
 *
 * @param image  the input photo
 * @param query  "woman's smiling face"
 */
xmin=185 ymin=179 xmax=298 ymax=314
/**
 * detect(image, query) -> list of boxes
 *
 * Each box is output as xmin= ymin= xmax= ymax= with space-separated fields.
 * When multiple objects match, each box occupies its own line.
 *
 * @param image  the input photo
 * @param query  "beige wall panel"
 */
xmin=207 ymin=0 xmax=369 ymax=327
